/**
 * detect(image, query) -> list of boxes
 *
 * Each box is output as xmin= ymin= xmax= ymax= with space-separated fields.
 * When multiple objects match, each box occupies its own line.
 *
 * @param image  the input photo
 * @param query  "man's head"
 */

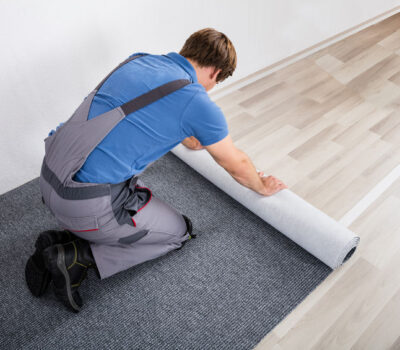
xmin=180 ymin=28 xmax=237 ymax=91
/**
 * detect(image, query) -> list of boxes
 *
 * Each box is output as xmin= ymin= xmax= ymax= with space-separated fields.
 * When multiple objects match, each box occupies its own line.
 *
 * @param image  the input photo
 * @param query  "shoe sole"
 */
xmin=55 ymin=245 xmax=81 ymax=313
xmin=25 ymin=256 xmax=51 ymax=297
xmin=26 ymin=230 xmax=76 ymax=298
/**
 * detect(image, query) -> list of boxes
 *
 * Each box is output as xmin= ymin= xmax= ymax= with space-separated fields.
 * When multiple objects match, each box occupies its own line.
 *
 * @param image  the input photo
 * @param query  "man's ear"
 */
xmin=210 ymin=67 xmax=221 ymax=81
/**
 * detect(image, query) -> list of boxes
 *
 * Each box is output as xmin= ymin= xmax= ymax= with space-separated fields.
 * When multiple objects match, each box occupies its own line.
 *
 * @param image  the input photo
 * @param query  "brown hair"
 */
xmin=179 ymin=28 xmax=237 ymax=83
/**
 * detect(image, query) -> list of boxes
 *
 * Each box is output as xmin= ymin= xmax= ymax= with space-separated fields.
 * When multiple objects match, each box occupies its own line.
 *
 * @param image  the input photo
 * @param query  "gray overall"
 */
xmin=39 ymin=54 xmax=191 ymax=279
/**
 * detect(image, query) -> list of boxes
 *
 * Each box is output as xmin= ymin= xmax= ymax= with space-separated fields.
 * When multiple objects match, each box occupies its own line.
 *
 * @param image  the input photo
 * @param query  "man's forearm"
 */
xmin=223 ymin=150 xmax=266 ymax=195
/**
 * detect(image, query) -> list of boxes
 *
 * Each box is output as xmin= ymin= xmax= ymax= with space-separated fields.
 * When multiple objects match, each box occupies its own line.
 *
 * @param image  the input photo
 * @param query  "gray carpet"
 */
xmin=0 ymin=152 xmax=332 ymax=350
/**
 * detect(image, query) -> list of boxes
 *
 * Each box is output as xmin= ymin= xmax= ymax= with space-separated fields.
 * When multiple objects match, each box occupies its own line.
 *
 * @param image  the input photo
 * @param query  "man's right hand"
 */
xmin=259 ymin=175 xmax=288 ymax=196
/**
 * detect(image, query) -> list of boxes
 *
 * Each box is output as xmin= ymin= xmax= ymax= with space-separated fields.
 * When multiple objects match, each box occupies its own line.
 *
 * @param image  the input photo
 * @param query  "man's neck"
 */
xmin=185 ymin=58 xmax=212 ymax=91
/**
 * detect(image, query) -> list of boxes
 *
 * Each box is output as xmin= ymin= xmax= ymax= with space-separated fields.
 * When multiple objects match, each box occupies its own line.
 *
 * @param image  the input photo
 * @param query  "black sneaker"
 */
xmin=42 ymin=239 xmax=98 ymax=313
xmin=25 ymin=230 xmax=76 ymax=297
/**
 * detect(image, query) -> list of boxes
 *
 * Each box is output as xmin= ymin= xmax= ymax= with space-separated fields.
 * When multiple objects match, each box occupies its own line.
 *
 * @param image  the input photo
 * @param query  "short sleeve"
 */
xmin=181 ymin=91 xmax=229 ymax=146
xmin=129 ymin=52 xmax=148 ymax=58
xmin=48 ymin=121 xmax=65 ymax=136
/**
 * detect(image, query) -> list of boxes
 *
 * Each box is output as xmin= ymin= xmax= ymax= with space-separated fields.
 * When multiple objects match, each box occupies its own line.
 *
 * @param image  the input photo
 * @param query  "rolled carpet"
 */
xmin=171 ymin=143 xmax=360 ymax=269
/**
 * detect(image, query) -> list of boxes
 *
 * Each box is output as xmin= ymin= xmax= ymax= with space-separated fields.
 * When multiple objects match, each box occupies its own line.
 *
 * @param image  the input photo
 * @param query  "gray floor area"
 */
xmin=0 ymin=152 xmax=332 ymax=350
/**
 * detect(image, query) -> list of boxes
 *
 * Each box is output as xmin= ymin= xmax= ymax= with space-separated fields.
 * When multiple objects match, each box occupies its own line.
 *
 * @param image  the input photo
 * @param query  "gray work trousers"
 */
xmin=39 ymin=53 xmax=191 ymax=279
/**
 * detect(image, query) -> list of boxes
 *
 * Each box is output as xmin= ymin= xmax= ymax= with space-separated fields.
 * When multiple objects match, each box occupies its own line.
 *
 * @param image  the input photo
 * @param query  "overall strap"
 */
xmin=120 ymin=79 xmax=191 ymax=116
xmin=80 ymin=78 xmax=191 ymax=159
xmin=67 ymin=53 xmax=148 ymax=125
xmin=92 ymin=53 xmax=191 ymax=116
xmin=44 ymin=54 xmax=192 ymax=189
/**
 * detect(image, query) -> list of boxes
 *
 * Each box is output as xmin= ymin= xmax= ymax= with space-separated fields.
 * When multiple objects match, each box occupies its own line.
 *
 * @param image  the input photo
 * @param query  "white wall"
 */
xmin=1 ymin=0 xmax=399 ymax=194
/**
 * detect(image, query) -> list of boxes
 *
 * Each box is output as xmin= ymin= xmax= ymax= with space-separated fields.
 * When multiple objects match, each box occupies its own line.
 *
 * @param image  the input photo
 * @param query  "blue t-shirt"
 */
xmin=49 ymin=52 xmax=229 ymax=184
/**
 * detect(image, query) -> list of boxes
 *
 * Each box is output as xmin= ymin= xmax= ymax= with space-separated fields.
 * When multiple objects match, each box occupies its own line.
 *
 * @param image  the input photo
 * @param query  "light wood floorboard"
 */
xmin=214 ymin=12 xmax=400 ymax=350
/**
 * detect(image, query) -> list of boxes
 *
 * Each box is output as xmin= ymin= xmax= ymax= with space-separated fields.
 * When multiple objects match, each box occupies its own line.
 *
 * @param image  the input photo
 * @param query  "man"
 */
xmin=25 ymin=28 xmax=287 ymax=312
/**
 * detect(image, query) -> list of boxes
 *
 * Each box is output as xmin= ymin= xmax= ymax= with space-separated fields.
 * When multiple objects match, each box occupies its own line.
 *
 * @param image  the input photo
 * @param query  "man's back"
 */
xmin=72 ymin=51 xmax=228 ymax=184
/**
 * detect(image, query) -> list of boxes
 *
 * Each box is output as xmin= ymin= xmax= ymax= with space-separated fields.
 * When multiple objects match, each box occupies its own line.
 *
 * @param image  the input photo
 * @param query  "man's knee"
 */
xmin=133 ymin=196 xmax=187 ymax=238
xmin=166 ymin=211 xmax=187 ymax=237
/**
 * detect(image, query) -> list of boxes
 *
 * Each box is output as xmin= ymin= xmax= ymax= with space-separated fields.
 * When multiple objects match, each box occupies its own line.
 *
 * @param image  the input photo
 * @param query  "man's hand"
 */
xmin=181 ymin=136 xmax=204 ymax=150
xmin=259 ymin=175 xmax=288 ymax=196
xmin=256 ymin=171 xmax=288 ymax=196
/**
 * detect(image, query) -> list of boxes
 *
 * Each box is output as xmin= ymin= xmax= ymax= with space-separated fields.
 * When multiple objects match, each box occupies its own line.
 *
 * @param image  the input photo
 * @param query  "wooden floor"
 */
xmin=214 ymin=12 xmax=400 ymax=350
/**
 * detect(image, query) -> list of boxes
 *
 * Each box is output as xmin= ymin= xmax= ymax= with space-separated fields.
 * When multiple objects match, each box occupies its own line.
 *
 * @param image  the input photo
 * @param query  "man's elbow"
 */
xmin=182 ymin=136 xmax=203 ymax=150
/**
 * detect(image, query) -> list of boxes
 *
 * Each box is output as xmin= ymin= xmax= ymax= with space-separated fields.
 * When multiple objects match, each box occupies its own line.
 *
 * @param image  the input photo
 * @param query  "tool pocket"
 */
xmin=110 ymin=176 xmax=153 ymax=228
xmin=55 ymin=212 xmax=99 ymax=233
xmin=123 ymin=185 xmax=152 ymax=216
xmin=134 ymin=185 xmax=152 ymax=213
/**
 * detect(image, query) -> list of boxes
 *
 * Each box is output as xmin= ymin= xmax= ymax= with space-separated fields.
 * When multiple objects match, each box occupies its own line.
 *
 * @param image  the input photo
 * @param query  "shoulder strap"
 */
xmin=93 ymin=53 xmax=191 ymax=116
xmin=120 ymin=79 xmax=191 ymax=116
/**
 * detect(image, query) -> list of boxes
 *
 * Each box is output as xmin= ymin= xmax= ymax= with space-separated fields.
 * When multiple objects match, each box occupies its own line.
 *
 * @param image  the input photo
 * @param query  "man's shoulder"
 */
xmin=186 ymin=88 xmax=222 ymax=115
